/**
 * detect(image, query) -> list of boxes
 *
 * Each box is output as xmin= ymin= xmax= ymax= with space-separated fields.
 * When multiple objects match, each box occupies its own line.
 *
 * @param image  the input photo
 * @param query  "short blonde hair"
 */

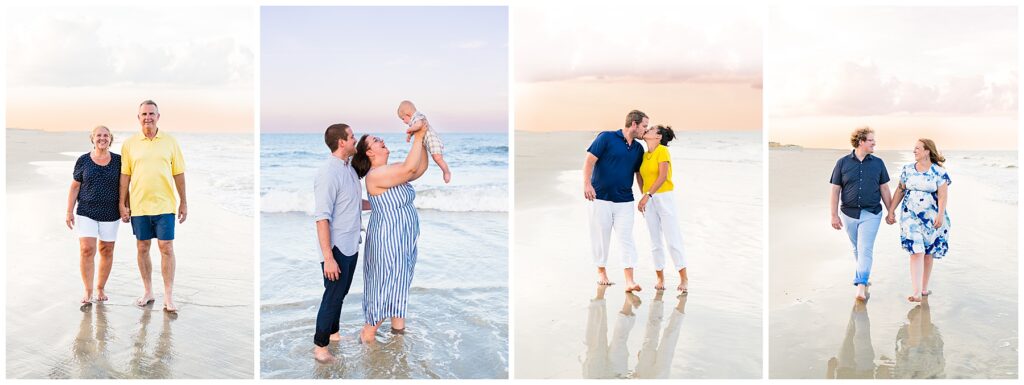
xmin=850 ymin=126 xmax=874 ymax=148
xmin=90 ymin=125 xmax=113 ymax=145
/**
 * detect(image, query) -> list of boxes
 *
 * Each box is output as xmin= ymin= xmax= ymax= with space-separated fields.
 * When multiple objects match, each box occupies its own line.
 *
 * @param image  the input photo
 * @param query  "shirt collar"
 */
xmin=140 ymin=129 xmax=164 ymax=141
xmin=848 ymin=150 xmax=873 ymax=162
xmin=616 ymin=129 xmax=639 ymax=149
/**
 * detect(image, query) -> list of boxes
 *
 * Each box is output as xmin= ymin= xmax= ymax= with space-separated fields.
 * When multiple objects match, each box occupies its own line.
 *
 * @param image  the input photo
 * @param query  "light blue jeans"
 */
xmin=841 ymin=209 xmax=881 ymax=286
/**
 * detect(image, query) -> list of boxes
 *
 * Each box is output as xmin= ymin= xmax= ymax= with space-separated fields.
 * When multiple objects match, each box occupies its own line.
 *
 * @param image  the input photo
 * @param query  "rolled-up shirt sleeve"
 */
xmin=313 ymin=171 xmax=337 ymax=222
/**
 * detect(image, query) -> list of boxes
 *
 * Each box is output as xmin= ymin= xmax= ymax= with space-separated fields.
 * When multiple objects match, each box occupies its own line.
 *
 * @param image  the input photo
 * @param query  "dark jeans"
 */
xmin=314 ymin=247 xmax=358 ymax=347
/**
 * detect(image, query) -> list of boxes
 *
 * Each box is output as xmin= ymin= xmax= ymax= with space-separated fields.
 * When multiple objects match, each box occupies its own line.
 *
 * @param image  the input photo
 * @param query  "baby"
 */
xmin=398 ymin=100 xmax=451 ymax=183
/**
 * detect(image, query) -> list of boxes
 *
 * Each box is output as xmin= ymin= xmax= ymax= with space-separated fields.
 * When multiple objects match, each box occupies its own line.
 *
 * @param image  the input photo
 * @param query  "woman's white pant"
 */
xmin=642 ymin=192 xmax=687 ymax=271
xmin=590 ymin=199 xmax=639 ymax=269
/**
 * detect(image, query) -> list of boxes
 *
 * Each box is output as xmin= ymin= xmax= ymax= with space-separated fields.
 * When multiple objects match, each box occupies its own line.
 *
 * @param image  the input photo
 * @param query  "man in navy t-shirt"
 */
xmin=583 ymin=110 xmax=647 ymax=291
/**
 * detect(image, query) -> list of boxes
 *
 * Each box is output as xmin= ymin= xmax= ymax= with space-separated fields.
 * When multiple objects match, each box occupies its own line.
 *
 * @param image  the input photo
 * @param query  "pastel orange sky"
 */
xmin=7 ymin=86 xmax=253 ymax=133
xmin=772 ymin=116 xmax=1018 ymax=151
xmin=516 ymin=81 xmax=761 ymax=132
xmin=6 ymin=7 xmax=254 ymax=133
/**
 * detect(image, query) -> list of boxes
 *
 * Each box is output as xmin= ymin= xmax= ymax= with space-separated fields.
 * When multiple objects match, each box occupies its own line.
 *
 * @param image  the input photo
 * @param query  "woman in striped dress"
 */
xmin=351 ymin=123 xmax=428 ymax=343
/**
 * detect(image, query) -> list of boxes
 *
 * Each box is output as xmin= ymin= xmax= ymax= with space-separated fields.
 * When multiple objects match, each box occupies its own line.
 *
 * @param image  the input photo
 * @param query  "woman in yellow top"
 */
xmin=637 ymin=125 xmax=688 ymax=292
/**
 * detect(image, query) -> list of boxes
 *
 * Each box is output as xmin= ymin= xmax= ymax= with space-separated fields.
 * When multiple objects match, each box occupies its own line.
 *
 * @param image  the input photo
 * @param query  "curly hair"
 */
xmin=849 ymin=126 xmax=874 ymax=148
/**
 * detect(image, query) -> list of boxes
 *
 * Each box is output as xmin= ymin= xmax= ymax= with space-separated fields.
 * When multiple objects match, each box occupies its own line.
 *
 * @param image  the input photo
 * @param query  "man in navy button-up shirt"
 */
xmin=829 ymin=127 xmax=893 ymax=300
xmin=583 ymin=110 xmax=647 ymax=291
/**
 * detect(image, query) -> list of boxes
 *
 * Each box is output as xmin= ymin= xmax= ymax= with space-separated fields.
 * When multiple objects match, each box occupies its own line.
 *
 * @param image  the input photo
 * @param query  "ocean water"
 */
xmin=260 ymin=132 xmax=509 ymax=379
xmin=41 ymin=132 xmax=255 ymax=217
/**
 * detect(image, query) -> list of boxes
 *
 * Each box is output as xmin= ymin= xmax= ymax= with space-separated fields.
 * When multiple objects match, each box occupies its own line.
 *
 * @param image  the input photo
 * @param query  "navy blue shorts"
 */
xmin=130 ymin=214 xmax=176 ymax=241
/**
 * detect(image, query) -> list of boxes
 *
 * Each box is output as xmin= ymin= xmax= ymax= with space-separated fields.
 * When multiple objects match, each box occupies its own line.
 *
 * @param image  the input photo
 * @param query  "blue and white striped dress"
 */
xmin=362 ymin=182 xmax=419 ymax=326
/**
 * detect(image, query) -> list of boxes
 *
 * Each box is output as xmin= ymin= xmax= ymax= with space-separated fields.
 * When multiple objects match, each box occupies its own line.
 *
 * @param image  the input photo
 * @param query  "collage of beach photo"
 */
xmin=2 ymin=0 xmax=1021 ymax=382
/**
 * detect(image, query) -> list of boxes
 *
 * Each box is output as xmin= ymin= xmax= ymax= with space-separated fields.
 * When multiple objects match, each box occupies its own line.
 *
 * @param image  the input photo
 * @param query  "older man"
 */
xmin=119 ymin=100 xmax=187 ymax=312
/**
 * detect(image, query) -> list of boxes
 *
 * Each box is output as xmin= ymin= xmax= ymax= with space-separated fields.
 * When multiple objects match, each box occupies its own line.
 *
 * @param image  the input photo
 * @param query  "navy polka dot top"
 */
xmin=73 ymin=152 xmax=122 ymax=222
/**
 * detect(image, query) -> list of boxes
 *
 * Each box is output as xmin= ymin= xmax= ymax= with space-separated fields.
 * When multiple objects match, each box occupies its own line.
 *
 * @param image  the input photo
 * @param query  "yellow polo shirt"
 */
xmin=640 ymin=145 xmax=674 ymax=194
xmin=121 ymin=130 xmax=186 ymax=216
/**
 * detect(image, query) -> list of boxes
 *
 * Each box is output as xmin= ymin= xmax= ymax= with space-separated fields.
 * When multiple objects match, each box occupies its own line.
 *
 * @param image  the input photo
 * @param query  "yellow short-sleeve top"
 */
xmin=121 ymin=130 xmax=186 ymax=216
xmin=640 ymin=145 xmax=673 ymax=194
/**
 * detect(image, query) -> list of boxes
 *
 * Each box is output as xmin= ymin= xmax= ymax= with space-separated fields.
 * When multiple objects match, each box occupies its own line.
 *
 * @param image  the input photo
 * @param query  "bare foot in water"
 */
xmin=360 ymin=324 xmax=380 ymax=345
xmin=136 ymin=293 xmax=155 ymax=307
xmin=624 ymin=279 xmax=642 ymax=292
xmin=96 ymin=289 xmax=108 ymax=302
xmin=313 ymin=346 xmax=336 ymax=363
xmin=597 ymin=268 xmax=613 ymax=286
xmin=81 ymin=291 xmax=93 ymax=304
xmin=678 ymin=280 xmax=689 ymax=293
xmin=163 ymin=300 xmax=178 ymax=313
xmin=654 ymin=279 xmax=665 ymax=291
xmin=907 ymin=294 xmax=922 ymax=302
xmin=855 ymin=284 xmax=869 ymax=301
xmin=329 ymin=332 xmax=342 ymax=342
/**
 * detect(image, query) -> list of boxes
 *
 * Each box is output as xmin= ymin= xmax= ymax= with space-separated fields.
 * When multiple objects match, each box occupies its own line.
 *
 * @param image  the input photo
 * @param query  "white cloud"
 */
xmin=7 ymin=7 xmax=254 ymax=88
xmin=769 ymin=6 xmax=1017 ymax=118
xmin=514 ymin=5 xmax=762 ymax=86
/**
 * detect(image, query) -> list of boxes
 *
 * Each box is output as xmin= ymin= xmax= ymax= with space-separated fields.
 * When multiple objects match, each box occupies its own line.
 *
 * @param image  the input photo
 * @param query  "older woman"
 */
xmin=886 ymin=139 xmax=950 ymax=302
xmin=351 ymin=123 xmax=428 ymax=342
xmin=66 ymin=125 xmax=121 ymax=305
xmin=636 ymin=125 xmax=688 ymax=293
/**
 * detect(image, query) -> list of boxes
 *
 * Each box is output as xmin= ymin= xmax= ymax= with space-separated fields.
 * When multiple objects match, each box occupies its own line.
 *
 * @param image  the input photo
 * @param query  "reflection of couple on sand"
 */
xmin=66 ymin=100 xmax=187 ymax=313
xmin=55 ymin=300 xmax=176 ymax=378
xmin=583 ymin=285 xmax=687 ymax=379
xmin=826 ymin=298 xmax=944 ymax=379
xmin=311 ymin=101 xmax=448 ymax=363
xmin=583 ymin=110 xmax=688 ymax=293
xmin=829 ymin=127 xmax=952 ymax=302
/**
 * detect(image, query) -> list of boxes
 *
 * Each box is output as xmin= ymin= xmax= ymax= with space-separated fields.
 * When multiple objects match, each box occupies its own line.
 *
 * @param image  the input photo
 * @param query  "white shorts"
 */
xmin=76 ymin=215 xmax=119 ymax=242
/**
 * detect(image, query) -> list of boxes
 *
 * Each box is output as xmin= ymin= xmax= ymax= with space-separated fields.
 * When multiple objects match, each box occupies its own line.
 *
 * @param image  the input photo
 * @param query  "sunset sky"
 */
xmin=260 ymin=6 xmax=508 ymax=133
xmin=768 ymin=7 xmax=1018 ymax=150
xmin=514 ymin=5 xmax=762 ymax=132
xmin=6 ymin=7 xmax=255 ymax=133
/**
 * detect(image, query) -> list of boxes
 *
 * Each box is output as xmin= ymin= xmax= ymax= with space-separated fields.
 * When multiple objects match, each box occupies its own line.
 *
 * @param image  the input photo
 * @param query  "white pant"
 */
xmin=75 ymin=215 xmax=119 ymax=242
xmin=642 ymin=192 xmax=687 ymax=271
xmin=590 ymin=199 xmax=639 ymax=269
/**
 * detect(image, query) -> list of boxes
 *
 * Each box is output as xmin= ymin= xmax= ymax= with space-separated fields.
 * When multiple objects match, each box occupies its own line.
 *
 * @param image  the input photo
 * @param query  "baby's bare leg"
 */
xmin=433 ymin=154 xmax=451 ymax=183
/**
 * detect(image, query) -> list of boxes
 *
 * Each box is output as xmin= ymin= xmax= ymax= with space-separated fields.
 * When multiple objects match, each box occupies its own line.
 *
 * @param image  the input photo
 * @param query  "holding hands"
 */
xmin=886 ymin=211 xmax=896 ymax=225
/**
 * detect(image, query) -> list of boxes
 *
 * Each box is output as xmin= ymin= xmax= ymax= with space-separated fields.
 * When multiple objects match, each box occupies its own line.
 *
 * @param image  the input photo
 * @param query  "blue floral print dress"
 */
xmin=898 ymin=163 xmax=951 ymax=258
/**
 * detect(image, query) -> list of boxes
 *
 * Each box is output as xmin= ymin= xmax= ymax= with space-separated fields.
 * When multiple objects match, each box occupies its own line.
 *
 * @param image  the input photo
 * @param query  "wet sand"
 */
xmin=769 ymin=148 xmax=1017 ymax=379
xmin=6 ymin=128 xmax=254 ymax=379
xmin=514 ymin=131 xmax=763 ymax=379
xmin=259 ymin=211 xmax=508 ymax=379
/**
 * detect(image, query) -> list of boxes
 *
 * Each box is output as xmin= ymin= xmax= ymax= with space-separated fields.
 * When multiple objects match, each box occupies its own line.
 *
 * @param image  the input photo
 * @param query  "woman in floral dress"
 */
xmin=886 ymin=139 xmax=950 ymax=302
